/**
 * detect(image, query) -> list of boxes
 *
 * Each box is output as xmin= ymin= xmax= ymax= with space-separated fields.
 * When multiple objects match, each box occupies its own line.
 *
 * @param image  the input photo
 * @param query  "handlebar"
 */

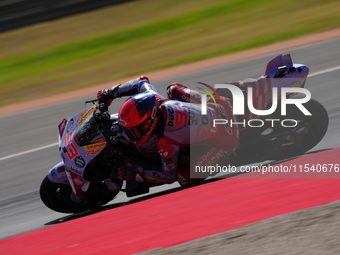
xmin=85 ymin=99 xmax=99 ymax=105
xmin=85 ymin=99 xmax=109 ymax=114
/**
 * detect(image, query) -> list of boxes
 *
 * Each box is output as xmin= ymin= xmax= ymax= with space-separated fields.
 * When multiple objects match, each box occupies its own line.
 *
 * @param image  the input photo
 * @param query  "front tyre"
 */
xmin=40 ymin=176 xmax=121 ymax=214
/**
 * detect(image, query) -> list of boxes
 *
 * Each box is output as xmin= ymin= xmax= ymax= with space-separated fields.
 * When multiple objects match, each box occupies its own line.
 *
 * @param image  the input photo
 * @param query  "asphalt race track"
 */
xmin=0 ymin=37 xmax=339 ymax=241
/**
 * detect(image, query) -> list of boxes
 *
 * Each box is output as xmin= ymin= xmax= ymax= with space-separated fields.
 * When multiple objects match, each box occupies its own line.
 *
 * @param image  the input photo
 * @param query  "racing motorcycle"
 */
xmin=40 ymin=54 xmax=329 ymax=213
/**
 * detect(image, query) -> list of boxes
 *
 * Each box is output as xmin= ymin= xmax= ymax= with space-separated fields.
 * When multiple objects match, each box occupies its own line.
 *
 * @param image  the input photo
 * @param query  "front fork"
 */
xmin=47 ymin=161 xmax=69 ymax=184
xmin=48 ymin=161 xmax=122 ymax=194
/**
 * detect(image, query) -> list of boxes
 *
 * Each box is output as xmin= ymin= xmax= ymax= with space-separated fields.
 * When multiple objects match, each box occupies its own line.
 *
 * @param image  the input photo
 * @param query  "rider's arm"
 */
xmin=97 ymin=76 xmax=164 ymax=105
xmin=111 ymin=76 xmax=150 ymax=97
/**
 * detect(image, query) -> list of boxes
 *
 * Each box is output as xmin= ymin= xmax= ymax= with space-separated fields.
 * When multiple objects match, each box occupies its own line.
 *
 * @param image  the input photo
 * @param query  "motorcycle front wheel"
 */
xmin=40 ymin=176 xmax=122 ymax=214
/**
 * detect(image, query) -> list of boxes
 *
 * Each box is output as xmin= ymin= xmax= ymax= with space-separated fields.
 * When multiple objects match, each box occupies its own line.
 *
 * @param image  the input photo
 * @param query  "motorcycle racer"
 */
xmin=97 ymin=76 xmax=239 ymax=186
xmin=41 ymin=54 xmax=329 ymax=213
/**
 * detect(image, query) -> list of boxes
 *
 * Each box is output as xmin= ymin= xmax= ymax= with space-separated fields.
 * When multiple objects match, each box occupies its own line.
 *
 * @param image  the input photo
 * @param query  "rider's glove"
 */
xmin=118 ymin=166 xmax=145 ymax=182
xmin=139 ymin=75 xmax=150 ymax=82
xmin=97 ymin=89 xmax=114 ymax=106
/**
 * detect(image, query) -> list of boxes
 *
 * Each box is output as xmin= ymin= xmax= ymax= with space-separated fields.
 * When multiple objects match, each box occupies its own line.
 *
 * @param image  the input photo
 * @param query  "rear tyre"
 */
xmin=269 ymin=95 xmax=328 ymax=158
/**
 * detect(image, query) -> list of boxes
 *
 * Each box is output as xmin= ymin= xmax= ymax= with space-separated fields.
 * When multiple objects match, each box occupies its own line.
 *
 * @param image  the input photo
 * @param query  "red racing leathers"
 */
xmin=166 ymin=83 xmax=239 ymax=185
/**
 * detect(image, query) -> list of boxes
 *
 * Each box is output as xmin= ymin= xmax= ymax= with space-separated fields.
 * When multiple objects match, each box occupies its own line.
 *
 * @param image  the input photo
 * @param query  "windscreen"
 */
xmin=75 ymin=114 xmax=104 ymax=146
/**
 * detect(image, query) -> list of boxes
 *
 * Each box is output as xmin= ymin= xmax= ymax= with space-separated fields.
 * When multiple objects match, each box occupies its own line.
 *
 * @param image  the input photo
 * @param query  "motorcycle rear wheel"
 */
xmin=268 ymin=94 xmax=329 ymax=158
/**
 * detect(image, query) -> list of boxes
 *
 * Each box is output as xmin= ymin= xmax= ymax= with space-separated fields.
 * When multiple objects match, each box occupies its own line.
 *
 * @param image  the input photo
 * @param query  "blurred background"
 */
xmin=0 ymin=0 xmax=132 ymax=32
xmin=1 ymin=0 xmax=340 ymax=107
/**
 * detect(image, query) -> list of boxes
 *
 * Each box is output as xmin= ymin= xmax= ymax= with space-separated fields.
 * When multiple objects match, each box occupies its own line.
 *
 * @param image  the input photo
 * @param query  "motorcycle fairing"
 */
xmin=266 ymin=54 xmax=293 ymax=74
xmin=264 ymin=54 xmax=309 ymax=91
xmin=229 ymin=54 xmax=309 ymax=122
xmin=59 ymin=105 xmax=106 ymax=195
xmin=58 ymin=119 xmax=68 ymax=148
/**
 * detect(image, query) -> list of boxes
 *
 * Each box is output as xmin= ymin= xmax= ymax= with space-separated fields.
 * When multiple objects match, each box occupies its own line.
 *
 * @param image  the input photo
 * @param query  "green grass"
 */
xmin=0 ymin=0 xmax=339 ymax=106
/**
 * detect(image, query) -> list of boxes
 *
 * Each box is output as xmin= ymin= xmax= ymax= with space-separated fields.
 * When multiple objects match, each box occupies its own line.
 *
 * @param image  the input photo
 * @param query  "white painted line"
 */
xmin=0 ymin=64 xmax=339 ymax=162
xmin=0 ymin=142 xmax=58 ymax=162
xmin=308 ymin=65 xmax=340 ymax=77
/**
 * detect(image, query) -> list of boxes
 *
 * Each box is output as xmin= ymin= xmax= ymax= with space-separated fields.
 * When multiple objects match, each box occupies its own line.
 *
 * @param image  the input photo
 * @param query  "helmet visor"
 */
xmin=122 ymin=116 xmax=153 ymax=142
